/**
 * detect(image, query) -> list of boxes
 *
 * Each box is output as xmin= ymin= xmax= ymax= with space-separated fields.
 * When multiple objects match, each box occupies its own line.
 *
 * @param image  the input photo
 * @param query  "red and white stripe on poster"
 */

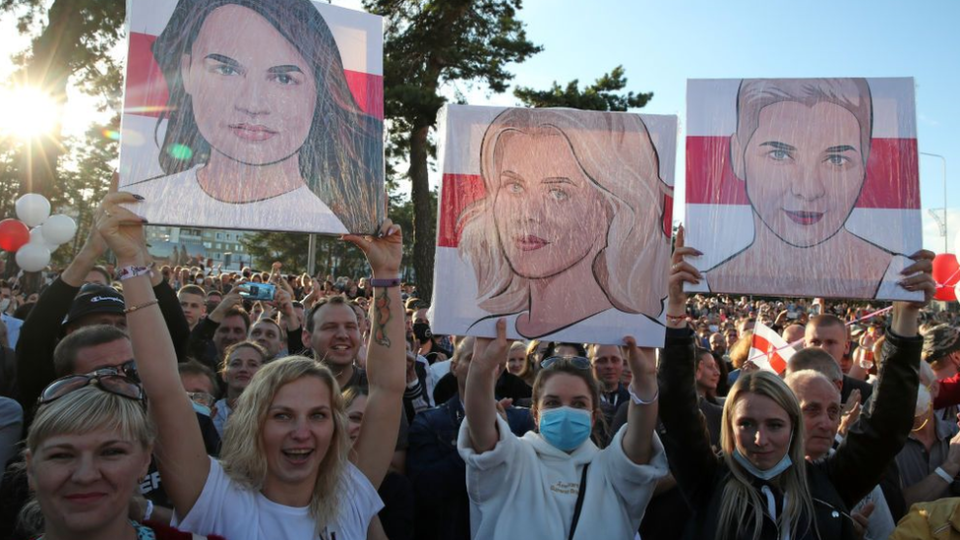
xmin=123 ymin=1 xmax=383 ymax=120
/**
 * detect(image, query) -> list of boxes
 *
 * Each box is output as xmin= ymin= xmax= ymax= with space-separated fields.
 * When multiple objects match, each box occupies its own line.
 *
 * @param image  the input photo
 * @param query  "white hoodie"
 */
xmin=457 ymin=414 xmax=668 ymax=540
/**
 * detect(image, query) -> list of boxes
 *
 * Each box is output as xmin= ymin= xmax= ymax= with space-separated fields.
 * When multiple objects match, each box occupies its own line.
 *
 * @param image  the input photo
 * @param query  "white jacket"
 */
xmin=457 ymin=414 xmax=668 ymax=540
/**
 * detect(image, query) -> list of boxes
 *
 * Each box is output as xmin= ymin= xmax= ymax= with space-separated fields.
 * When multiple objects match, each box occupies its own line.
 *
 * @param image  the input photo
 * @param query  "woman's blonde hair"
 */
xmin=717 ymin=370 xmax=816 ymax=540
xmin=458 ymin=108 xmax=672 ymax=317
xmin=22 ymin=386 xmax=155 ymax=537
xmin=728 ymin=331 xmax=755 ymax=370
xmin=220 ymin=356 xmax=351 ymax=532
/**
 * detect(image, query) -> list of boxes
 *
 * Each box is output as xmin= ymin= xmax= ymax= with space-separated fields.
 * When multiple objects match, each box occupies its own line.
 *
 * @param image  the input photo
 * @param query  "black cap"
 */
xmin=63 ymin=285 xmax=125 ymax=327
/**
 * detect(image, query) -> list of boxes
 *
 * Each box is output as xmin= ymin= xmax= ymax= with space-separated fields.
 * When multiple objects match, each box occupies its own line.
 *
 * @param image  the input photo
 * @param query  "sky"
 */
xmin=2 ymin=0 xmax=958 ymax=252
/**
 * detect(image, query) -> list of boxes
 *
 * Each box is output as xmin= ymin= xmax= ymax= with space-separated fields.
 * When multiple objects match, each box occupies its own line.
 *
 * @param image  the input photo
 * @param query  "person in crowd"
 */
xmin=0 ymin=318 xmax=17 ymax=399
xmin=805 ymin=314 xmax=873 ymax=404
xmin=515 ymin=340 xmax=543 ymax=388
xmin=660 ymin=226 xmax=932 ymax=540
xmin=896 ymin=360 xmax=960 ymax=506
xmin=506 ymin=340 xmax=527 ymax=377
xmin=459 ymin=318 xmax=668 ymax=538
xmin=178 ymin=284 xmax=208 ymax=331
xmin=187 ymin=287 xmax=251 ymax=372
xmin=725 ymin=330 xmax=756 ymax=386
xmin=98 ymin=191 xmax=406 ymax=539
xmin=344 ymin=386 xmax=414 ymax=540
xmin=695 ymin=347 xmax=722 ymax=402
xmin=206 ymin=290 xmax=223 ymax=312
xmin=590 ymin=344 xmax=629 ymax=409
xmin=212 ymin=341 xmax=268 ymax=437
xmin=249 ymin=318 xmax=286 ymax=360
xmin=0 ymin=396 xmax=21 ymax=486
xmin=179 ymin=360 xmax=219 ymax=417
xmin=782 ymin=323 xmax=806 ymax=347
xmin=924 ymin=324 xmax=960 ymax=382
xmin=21 ymin=375 xmax=226 ymax=540
xmin=785 ymin=370 xmax=896 ymax=540
xmin=408 ymin=336 xmax=535 ymax=540
xmin=15 ymin=217 xmax=190 ymax=414
xmin=709 ymin=332 xmax=727 ymax=356
xmin=890 ymin=496 xmax=960 ymax=539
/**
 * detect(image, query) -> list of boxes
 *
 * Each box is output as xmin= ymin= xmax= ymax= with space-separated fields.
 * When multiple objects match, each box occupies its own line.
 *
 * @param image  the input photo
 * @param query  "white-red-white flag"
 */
xmin=748 ymin=322 xmax=796 ymax=374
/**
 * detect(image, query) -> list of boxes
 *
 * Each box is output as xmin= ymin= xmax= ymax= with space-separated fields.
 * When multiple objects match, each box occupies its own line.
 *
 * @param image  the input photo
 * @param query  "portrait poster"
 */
xmin=684 ymin=77 xmax=922 ymax=301
xmin=429 ymin=105 xmax=677 ymax=347
xmin=118 ymin=0 xmax=384 ymax=235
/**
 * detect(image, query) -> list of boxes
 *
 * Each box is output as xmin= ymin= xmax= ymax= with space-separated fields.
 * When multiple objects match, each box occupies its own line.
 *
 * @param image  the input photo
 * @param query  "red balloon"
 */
xmin=932 ymin=253 xmax=960 ymax=302
xmin=0 ymin=219 xmax=29 ymax=253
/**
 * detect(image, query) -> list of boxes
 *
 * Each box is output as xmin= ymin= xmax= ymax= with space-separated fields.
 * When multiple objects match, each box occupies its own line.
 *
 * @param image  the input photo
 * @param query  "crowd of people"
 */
xmin=0 ymin=195 xmax=959 ymax=540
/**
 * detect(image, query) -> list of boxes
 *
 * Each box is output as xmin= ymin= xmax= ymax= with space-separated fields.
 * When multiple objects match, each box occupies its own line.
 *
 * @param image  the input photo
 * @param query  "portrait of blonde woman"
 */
xmin=453 ymin=107 xmax=674 ymax=342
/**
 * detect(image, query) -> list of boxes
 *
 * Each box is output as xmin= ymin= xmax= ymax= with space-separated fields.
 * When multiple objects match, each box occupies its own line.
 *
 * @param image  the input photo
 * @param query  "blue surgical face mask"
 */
xmin=191 ymin=401 xmax=211 ymax=417
xmin=732 ymin=438 xmax=794 ymax=481
xmin=539 ymin=407 xmax=592 ymax=452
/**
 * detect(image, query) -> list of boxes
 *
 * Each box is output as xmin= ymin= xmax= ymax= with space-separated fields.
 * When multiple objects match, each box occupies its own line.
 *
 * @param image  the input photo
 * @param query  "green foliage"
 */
xmin=514 ymin=65 xmax=653 ymax=111
xmin=363 ymin=0 xmax=540 ymax=301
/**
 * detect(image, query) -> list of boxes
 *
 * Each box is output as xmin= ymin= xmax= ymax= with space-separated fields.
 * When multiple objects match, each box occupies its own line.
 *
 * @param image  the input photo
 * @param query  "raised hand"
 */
xmin=94 ymin=192 xmax=148 ymax=266
xmin=343 ymin=219 xmax=402 ymax=278
xmin=667 ymin=225 xmax=702 ymax=320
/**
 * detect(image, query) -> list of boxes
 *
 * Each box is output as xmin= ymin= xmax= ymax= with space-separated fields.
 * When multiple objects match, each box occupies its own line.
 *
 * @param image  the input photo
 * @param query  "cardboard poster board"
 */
xmin=684 ymin=77 xmax=922 ymax=301
xmin=429 ymin=105 xmax=677 ymax=347
xmin=119 ymin=0 xmax=384 ymax=235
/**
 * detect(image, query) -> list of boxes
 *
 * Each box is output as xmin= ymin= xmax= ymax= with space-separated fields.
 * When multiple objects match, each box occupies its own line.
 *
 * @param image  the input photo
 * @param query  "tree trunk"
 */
xmin=409 ymin=124 xmax=434 ymax=303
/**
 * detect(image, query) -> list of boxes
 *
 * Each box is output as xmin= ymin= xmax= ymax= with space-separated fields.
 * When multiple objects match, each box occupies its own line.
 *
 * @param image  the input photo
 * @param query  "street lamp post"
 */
xmin=921 ymin=152 xmax=948 ymax=253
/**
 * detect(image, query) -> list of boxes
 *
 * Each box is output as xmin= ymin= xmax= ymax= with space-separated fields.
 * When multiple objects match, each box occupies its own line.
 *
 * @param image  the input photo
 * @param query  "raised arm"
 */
xmin=621 ymin=338 xmax=658 ymax=464
xmin=657 ymin=226 xmax=720 ymax=504
xmin=464 ymin=319 xmax=508 ymax=453
xmin=828 ymin=250 xmax=934 ymax=508
xmin=345 ymin=221 xmax=405 ymax=488
xmin=96 ymin=193 xmax=209 ymax=517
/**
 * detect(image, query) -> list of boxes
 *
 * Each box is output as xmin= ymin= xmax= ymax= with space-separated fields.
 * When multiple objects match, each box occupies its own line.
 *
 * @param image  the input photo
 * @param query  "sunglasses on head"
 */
xmin=39 ymin=369 xmax=144 ymax=405
xmin=91 ymin=359 xmax=140 ymax=383
xmin=540 ymin=355 xmax=591 ymax=370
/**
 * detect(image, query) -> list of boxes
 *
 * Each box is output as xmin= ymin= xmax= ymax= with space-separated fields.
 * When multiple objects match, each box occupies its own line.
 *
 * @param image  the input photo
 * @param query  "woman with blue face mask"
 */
xmin=458 ymin=318 xmax=668 ymax=539
xmin=661 ymin=226 xmax=934 ymax=540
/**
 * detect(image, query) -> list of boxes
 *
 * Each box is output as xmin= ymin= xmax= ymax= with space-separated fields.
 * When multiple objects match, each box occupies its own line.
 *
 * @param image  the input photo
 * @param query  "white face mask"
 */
xmin=0 ymin=299 xmax=10 ymax=312
xmin=915 ymin=385 xmax=932 ymax=418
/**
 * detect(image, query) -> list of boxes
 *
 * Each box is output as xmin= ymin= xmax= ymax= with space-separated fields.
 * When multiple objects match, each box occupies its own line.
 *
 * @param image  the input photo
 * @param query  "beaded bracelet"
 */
xmin=124 ymin=299 xmax=159 ymax=314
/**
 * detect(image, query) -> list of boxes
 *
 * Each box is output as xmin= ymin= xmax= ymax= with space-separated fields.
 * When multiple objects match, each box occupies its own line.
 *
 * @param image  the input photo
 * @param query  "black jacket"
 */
xmin=407 ymin=395 xmax=535 ymax=540
xmin=659 ymin=326 xmax=921 ymax=540
xmin=15 ymin=278 xmax=190 ymax=414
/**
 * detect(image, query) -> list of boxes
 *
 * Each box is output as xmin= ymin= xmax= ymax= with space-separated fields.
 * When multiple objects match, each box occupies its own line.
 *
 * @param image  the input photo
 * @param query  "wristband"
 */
xmin=368 ymin=277 xmax=400 ymax=288
xmin=142 ymin=499 xmax=154 ymax=521
xmin=627 ymin=383 xmax=659 ymax=405
xmin=125 ymin=299 xmax=159 ymax=314
xmin=117 ymin=263 xmax=155 ymax=281
xmin=935 ymin=466 xmax=954 ymax=484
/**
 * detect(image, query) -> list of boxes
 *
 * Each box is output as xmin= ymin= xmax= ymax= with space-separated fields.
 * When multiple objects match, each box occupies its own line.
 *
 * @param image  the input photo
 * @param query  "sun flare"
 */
xmin=0 ymin=86 xmax=61 ymax=140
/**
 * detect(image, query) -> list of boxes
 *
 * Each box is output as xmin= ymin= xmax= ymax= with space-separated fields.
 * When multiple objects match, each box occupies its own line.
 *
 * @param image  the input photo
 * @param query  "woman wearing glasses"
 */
xmin=458 ymin=318 xmax=668 ymax=539
xmin=23 ymin=370 xmax=223 ymax=540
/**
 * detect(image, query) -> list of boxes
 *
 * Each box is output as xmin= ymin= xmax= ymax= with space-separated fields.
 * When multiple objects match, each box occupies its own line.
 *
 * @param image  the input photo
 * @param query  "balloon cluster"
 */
xmin=0 ymin=194 xmax=77 ymax=272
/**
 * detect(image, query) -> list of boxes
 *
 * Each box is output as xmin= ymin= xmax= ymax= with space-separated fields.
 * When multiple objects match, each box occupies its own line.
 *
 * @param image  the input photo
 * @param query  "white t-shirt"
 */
xmin=124 ymin=165 xmax=348 ymax=234
xmin=173 ymin=457 xmax=383 ymax=540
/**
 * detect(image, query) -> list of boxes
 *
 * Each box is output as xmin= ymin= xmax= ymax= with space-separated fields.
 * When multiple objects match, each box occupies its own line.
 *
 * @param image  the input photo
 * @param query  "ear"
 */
xmin=301 ymin=328 xmax=311 ymax=349
xmin=729 ymin=134 xmax=746 ymax=181
xmin=24 ymin=450 xmax=35 ymax=491
xmin=180 ymin=54 xmax=194 ymax=96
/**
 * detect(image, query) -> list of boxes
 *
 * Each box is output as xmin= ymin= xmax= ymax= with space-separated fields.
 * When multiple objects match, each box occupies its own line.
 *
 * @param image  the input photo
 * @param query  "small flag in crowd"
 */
xmin=748 ymin=322 xmax=795 ymax=374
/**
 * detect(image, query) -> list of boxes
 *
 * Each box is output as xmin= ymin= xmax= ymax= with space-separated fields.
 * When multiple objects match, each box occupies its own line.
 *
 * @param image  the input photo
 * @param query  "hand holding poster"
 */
xmin=684 ymin=78 xmax=922 ymax=301
xmin=119 ymin=0 xmax=384 ymax=235
xmin=430 ymin=105 xmax=677 ymax=346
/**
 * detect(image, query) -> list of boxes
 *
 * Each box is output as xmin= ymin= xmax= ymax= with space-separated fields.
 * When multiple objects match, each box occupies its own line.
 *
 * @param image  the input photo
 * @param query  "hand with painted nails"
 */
xmin=343 ymin=219 xmax=402 ymax=277
xmin=667 ymin=225 xmax=703 ymax=315
xmin=94 ymin=192 xmax=150 ymax=266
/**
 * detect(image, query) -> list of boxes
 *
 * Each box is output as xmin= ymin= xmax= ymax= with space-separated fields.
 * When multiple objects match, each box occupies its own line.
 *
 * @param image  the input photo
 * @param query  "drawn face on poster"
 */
xmin=430 ymin=106 xmax=676 ymax=346
xmin=684 ymin=78 xmax=921 ymax=300
xmin=119 ymin=0 xmax=384 ymax=235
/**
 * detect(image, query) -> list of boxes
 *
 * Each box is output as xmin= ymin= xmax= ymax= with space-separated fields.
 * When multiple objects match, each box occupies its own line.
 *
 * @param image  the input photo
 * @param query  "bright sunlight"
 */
xmin=0 ymin=86 xmax=60 ymax=140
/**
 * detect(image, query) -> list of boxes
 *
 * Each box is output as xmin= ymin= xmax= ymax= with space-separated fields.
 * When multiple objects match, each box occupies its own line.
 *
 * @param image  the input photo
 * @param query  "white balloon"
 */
xmin=15 ymin=194 xmax=51 ymax=228
xmin=41 ymin=214 xmax=77 ymax=246
xmin=15 ymin=242 xmax=51 ymax=272
xmin=29 ymin=226 xmax=45 ymax=245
